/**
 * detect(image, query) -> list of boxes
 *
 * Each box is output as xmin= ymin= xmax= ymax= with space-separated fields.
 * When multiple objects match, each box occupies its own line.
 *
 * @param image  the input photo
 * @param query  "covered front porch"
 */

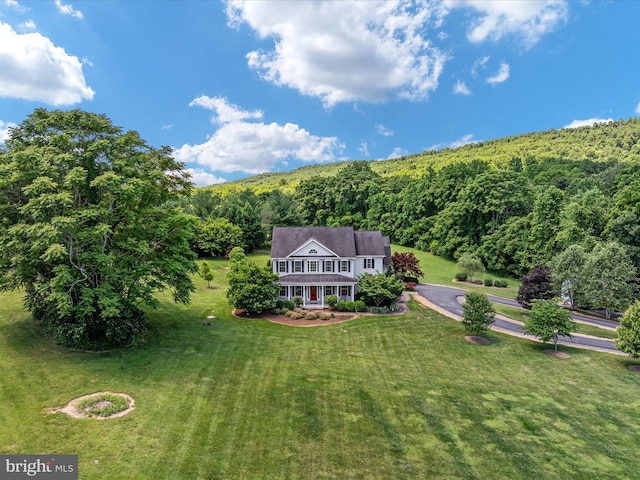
xmin=277 ymin=279 xmax=356 ymax=308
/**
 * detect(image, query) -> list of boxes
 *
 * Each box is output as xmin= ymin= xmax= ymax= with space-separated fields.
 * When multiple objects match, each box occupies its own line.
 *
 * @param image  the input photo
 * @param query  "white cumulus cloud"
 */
xmin=55 ymin=0 xmax=84 ymax=19
xmin=226 ymin=0 xmax=448 ymax=107
xmin=184 ymin=168 xmax=226 ymax=187
xmin=173 ymin=96 xmax=344 ymax=174
xmin=446 ymin=0 xmax=568 ymax=48
xmin=453 ymin=79 xmax=471 ymax=95
xmin=635 ymin=102 xmax=640 ymax=115
xmin=190 ymin=95 xmax=263 ymax=124
xmin=487 ymin=63 xmax=510 ymax=84
xmin=0 ymin=120 xmax=17 ymax=143
xmin=562 ymin=118 xmax=613 ymax=129
xmin=0 ymin=22 xmax=94 ymax=105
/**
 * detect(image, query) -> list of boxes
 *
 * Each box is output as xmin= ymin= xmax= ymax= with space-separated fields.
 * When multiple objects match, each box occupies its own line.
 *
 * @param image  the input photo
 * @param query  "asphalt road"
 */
xmin=415 ymin=284 xmax=621 ymax=355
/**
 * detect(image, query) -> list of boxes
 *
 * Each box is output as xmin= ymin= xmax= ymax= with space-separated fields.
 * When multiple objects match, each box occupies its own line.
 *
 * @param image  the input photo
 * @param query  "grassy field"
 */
xmin=2 ymin=256 xmax=640 ymax=479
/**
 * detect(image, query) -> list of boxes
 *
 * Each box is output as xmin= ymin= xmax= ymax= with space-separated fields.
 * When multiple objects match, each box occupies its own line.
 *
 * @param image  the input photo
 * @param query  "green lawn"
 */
xmin=394 ymin=245 xmax=521 ymax=300
xmin=1 ymin=256 xmax=639 ymax=479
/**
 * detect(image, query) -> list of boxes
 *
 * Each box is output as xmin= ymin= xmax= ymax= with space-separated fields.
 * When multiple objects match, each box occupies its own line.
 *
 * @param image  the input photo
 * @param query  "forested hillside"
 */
xmin=184 ymin=118 xmax=640 ymax=293
xmin=213 ymin=118 xmax=640 ymax=194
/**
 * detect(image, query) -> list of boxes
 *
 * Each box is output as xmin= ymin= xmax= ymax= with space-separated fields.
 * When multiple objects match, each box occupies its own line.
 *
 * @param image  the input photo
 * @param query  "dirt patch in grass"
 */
xmin=544 ymin=349 xmax=570 ymax=359
xmin=47 ymin=391 xmax=135 ymax=419
xmin=627 ymin=365 xmax=640 ymax=373
xmin=465 ymin=335 xmax=490 ymax=345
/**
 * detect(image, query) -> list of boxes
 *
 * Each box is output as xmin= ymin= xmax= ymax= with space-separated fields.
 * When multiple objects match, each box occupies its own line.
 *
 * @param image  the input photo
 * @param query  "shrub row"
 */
xmin=455 ymin=273 xmax=508 ymax=288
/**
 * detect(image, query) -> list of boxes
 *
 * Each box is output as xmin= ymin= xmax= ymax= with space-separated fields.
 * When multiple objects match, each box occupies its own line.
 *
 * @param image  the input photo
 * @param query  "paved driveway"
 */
xmin=414 ymin=284 xmax=621 ymax=355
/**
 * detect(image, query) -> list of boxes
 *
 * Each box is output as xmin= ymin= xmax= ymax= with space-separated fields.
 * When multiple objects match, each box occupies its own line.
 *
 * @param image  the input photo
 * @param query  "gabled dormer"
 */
xmin=288 ymin=238 xmax=339 ymax=258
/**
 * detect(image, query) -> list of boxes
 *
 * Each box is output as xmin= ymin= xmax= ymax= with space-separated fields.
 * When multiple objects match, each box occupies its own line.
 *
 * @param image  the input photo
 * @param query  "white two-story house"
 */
xmin=271 ymin=226 xmax=391 ymax=308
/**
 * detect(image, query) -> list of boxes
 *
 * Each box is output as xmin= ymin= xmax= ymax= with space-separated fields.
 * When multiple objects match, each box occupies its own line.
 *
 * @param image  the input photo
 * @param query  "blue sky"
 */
xmin=1 ymin=0 xmax=640 ymax=185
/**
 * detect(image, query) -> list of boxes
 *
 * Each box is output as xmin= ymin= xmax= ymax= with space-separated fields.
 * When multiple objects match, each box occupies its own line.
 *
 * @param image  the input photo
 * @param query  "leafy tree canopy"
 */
xmin=196 ymin=217 xmax=243 ymax=257
xmin=462 ymin=292 xmax=495 ymax=337
xmin=391 ymin=252 xmax=424 ymax=280
xmin=581 ymin=241 xmax=637 ymax=318
xmin=516 ymin=264 xmax=555 ymax=309
xmin=0 ymin=109 xmax=197 ymax=349
xmin=456 ymin=253 xmax=485 ymax=281
xmin=616 ymin=301 xmax=640 ymax=358
xmin=226 ymin=247 xmax=279 ymax=314
xmin=356 ymin=273 xmax=404 ymax=307
xmin=524 ymin=299 xmax=577 ymax=352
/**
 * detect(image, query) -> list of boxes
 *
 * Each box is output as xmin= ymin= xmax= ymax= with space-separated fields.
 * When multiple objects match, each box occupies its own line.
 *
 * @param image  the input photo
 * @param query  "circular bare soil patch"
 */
xmin=627 ymin=365 xmax=640 ymax=373
xmin=47 ymin=391 xmax=135 ymax=419
xmin=544 ymin=349 xmax=570 ymax=359
xmin=465 ymin=335 xmax=490 ymax=345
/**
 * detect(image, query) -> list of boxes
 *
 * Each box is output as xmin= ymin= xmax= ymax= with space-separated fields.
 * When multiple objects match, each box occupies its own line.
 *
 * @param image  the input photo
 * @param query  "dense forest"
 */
xmin=183 ymin=118 xmax=640 ymax=283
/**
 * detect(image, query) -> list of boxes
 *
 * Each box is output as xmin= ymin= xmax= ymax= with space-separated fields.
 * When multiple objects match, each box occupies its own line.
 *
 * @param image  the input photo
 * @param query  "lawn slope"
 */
xmin=1 ymin=258 xmax=639 ymax=479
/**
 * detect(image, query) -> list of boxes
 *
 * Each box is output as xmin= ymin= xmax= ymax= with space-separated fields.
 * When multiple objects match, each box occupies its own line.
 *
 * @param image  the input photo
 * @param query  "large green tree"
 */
xmin=550 ymin=245 xmax=587 ymax=309
xmin=0 ymin=109 xmax=197 ymax=349
xmin=226 ymin=247 xmax=279 ymax=314
xmin=196 ymin=217 xmax=243 ymax=257
xmin=581 ymin=241 xmax=637 ymax=318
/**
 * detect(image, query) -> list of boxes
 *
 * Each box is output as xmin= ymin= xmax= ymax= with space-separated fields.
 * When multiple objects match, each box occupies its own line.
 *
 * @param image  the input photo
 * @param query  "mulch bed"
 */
xmin=231 ymin=293 xmax=411 ymax=327
xmin=232 ymin=309 xmax=358 ymax=327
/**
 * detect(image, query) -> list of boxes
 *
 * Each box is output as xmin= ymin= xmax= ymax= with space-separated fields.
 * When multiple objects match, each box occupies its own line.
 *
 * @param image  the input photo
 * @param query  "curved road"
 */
xmin=415 ymin=284 xmax=622 ymax=355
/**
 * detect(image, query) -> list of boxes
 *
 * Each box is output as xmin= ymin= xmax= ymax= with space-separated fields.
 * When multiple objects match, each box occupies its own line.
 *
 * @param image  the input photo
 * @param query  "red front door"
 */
xmin=310 ymin=286 xmax=318 ymax=301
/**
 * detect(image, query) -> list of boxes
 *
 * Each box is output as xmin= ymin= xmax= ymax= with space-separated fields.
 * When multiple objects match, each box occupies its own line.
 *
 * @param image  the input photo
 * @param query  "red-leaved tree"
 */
xmin=391 ymin=252 xmax=424 ymax=281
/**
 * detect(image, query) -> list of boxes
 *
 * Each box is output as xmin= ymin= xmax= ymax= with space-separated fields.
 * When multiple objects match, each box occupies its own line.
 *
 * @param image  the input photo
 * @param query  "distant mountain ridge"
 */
xmin=211 ymin=117 xmax=640 ymax=194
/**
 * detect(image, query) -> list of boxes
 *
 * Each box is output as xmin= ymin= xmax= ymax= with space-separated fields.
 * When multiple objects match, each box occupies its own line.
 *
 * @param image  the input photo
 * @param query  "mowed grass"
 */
xmin=2 ymin=257 xmax=640 ymax=479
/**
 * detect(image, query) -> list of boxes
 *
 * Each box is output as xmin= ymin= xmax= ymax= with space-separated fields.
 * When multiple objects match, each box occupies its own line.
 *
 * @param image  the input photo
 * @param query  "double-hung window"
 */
xmin=340 ymin=260 xmax=350 ymax=273
xmin=278 ymin=261 xmax=288 ymax=273
xmin=364 ymin=258 xmax=375 ymax=269
xmin=340 ymin=286 xmax=350 ymax=297
xmin=293 ymin=261 xmax=303 ymax=273
xmin=324 ymin=261 xmax=334 ymax=272
xmin=308 ymin=260 xmax=319 ymax=273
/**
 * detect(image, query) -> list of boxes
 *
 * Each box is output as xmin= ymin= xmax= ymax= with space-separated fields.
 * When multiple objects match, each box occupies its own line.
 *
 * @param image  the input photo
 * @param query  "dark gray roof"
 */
xmin=271 ymin=226 xmax=391 ymax=259
xmin=271 ymin=226 xmax=356 ymax=258
xmin=354 ymin=230 xmax=387 ymax=256
xmin=278 ymin=274 xmax=357 ymax=284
